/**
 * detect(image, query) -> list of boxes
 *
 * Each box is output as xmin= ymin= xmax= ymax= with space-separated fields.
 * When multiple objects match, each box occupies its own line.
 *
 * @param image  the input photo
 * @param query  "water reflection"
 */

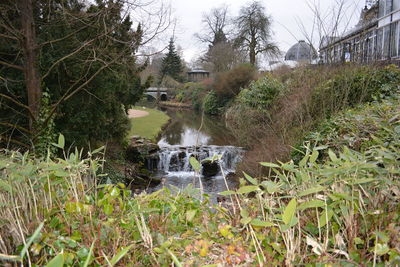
xmin=157 ymin=108 xmax=238 ymax=146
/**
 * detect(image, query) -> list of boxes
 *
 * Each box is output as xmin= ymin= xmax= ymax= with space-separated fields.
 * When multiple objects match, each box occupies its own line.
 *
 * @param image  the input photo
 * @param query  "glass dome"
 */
xmin=285 ymin=40 xmax=317 ymax=62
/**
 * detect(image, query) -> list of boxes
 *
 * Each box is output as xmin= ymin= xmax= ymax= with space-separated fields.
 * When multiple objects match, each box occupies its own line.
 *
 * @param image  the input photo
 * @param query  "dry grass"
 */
xmin=230 ymin=64 xmax=400 ymax=176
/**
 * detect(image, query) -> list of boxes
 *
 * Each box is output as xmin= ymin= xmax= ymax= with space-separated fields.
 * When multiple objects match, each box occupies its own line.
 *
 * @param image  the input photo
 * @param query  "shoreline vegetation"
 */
xmin=1 ymin=64 xmax=400 ymax=266
xmin=158 ymin=101 xmax=192 ymax=109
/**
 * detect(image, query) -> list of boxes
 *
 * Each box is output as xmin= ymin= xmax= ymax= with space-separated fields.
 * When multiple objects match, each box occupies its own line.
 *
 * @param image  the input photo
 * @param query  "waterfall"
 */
xmin=149 ymin=145 xmax=245 ymax=176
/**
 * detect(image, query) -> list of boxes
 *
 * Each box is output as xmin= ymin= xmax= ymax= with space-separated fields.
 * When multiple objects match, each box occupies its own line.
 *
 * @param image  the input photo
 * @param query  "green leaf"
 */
xmin=189 ymin=157 xmax=201 ymax=172
xmin=319 ymin=208 xmax=334 ymax=228
xmin=375 ymin=243 xmax=390 ymax=256
xmin=167 ymin=249 xmax=183 ymax=267
xmin=309 ymin=150 xmax=319 ymax=163
xmin=237 ymin=185 xmax=259 ymax=194
xmin=58 ymin=134 xmax=65 ymax=149
xmin=250 ymin=219 xmax=274 ymax=227
xmin=298 ymin=200 xmax=325 ymax=211
xmin=261 ymin=181 xmax=280 ymax=194
xmin=298 ymin=186 xmax=326 ymax=197
xmin=110 ymin=245 xmax=133 ymax=266
xmin=20 ymin=222 xmax=44 ymax=260
xmin=282 ymin=198 xmax=297 ymax=225
xmin=219 ymin=190 xmax=236 ymax=196
xmin=259 ymin=162 xmax=280 ymax=168
xmin=186 ymin=210 xmax=197 ymax=222
xmin=82 ymin=240 xmax=96 ymax=267
xmin=240 ymin=217 xmax=252 ymax=225
xmin=103 ymin=204 xmax=113 ymax=215
xmin=45 ymin=253 xmax=64 ymax=267
xmin=328 ymin=149 xmax=338 ymax=162
xmin=243 ymin=172 xmax=258 ymax=185
xmin=92 ymin=146 xmax=105 ymax=155
xmin=110 ymin=187 xmax=120 ymax=198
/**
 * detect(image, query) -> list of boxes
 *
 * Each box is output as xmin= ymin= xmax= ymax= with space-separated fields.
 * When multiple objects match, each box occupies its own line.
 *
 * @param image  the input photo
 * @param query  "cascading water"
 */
xmin=146 ymin=145 xmax=245 ymax=197
xmin=155 ymin=145 xmax=244 ymax=175
xmin=143 ymin=107 xmax=245 ymax=197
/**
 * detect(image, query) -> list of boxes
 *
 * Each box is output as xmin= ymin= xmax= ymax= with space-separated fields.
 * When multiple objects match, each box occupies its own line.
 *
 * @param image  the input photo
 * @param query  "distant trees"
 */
xmin=195 ymin=6 xmax=245 ymax=73
xmin=160 ymin=38 xmax=184 ymax=82
xmin=195 ymin=5 xmax=230 ymax=46
xmin=234 ymin=1 xmax=279 ymax=66
xmin=195 ymin=1 xmax=278 ymax=71
xmin=0 ymin=0 xmax=171 ymax=150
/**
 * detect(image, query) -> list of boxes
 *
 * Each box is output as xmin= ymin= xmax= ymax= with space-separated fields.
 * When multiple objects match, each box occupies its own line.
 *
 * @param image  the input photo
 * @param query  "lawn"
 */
xmin=128 ymin=106 xmax=170 ymax=140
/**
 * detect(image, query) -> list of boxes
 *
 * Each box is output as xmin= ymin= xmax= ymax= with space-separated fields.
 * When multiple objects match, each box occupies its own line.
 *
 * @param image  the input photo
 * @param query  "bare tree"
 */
xmin=294 ymin=0 xmax=361 ymax=62
xmin=234 ymin=1 xmax=279 ymax=66
xmin=202 ymin=42 xmax=247 ymax=73
xmin=195 ymin=5 xmax=231 ymax=46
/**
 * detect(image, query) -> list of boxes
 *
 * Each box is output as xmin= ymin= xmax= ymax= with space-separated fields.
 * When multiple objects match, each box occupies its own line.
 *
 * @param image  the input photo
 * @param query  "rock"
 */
xmin=126 ymin=137 xmax=160 ymax=163
xmin=201 ymin=159 xmax=219 ymax=177
xmin=125 ymin=165 xmax=161 ymax=187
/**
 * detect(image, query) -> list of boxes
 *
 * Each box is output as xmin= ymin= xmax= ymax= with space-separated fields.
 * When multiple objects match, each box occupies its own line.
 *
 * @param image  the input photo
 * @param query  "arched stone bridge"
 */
xmin=144 ymin=87 xmax=169 ymax=101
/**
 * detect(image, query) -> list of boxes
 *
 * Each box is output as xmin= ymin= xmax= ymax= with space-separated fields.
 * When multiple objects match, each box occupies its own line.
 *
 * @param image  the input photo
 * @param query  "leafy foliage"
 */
xmin=237 ymin=75 xmax=285 ymax=110
xmin=310 ymin=64 xmax=400 ymax=119
xmin=0 ymin=0 xmax=145 ymax=150
xmin=293 ymin=94 xmax=400 ymax=163
xmin=202 ymin=91 xmax=219 ymax=115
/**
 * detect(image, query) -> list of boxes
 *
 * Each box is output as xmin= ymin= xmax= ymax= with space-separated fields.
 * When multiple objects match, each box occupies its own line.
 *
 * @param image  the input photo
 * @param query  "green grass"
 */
xmin=128 ymin=106 xmax=170 ymax=140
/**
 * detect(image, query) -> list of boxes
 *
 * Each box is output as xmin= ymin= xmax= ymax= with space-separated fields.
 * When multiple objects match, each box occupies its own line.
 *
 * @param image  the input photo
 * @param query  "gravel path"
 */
xmin=128 ymin=109 xmax=149 ymax=118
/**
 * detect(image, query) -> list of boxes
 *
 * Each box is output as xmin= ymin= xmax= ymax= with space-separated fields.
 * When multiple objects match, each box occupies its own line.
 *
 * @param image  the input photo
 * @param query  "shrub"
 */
xmin=292 ymin=94 xmax=400 ymax=162
xmin=213 ymin=64 xmax=257 ymax=100
xmin=203 ymin=91 xmax=219 ymax=115
xmin=310 ymin=65 xmax=400 ymax=119
xmin=237 ymin=75 xmax=285 ymax=110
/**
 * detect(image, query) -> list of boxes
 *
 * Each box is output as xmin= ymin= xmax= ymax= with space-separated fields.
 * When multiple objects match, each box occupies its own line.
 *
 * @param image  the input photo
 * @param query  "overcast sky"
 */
xmin=161 ymin=0 xmax=365 ymax=63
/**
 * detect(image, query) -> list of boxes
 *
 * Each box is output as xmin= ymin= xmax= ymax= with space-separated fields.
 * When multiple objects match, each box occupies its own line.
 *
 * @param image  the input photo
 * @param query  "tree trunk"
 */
xmin=249 ymin=37 xmax=257 ymax=66
xmin=249 ymin=48 xmax=256 ymax=66
xmin=18 ymin=0 xmax=41 ymax=129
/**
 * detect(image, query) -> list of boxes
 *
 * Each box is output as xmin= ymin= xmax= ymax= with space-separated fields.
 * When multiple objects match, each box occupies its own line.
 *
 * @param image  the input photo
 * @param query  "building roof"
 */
xmin=285 ymin=40 xmax=317 ymax=62
xmin=187 ymin=69 xmax=209 ymax=74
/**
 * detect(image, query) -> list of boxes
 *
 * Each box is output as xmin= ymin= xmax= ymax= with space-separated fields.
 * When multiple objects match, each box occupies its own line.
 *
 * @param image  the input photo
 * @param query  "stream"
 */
xmin=148 ymin=108 xmax=245 ymax=198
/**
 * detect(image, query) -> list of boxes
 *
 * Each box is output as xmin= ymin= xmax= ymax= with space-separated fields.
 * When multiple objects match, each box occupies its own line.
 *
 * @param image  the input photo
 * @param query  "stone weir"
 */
xmin=145 ymin=145 xmax=245 ymax=177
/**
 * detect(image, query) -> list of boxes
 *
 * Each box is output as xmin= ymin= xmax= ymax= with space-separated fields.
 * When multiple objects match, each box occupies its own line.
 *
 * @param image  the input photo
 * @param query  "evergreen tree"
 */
xmin=160 ymin=38 xmax=183 ymax=82
xmin=0 ymin=0 xmax=146 ymax=149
